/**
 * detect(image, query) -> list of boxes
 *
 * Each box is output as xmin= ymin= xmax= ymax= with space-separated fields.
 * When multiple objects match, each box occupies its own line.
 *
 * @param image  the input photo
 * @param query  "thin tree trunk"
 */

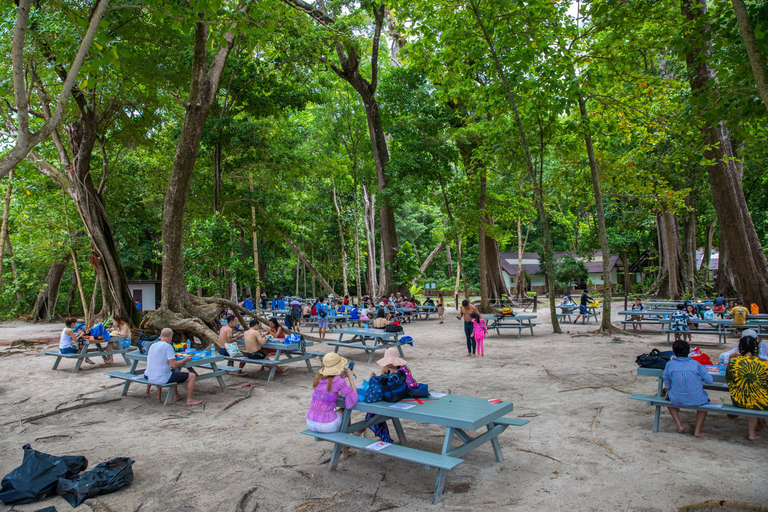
xmin=0 ymin=170 xmax=12 ymax=290
xmin=352 ymin=168 xmax=363 ymax=304
xmin=66 ymin=272 xmax=77 ymax=316
xmin=446 ymin=244 xmax=453 ymax=278
xmin=88 ymin=268 xmax=99 ymax=325
xmin=283 ymin=235 xmax=337 ymax=296
xmin=332 ymin=181 xmax=350 ymax=297
xmin=577 ymin=93 xmax=612 ymax=331
xmin=411 ymin=242 xmax=445 ymax=288
xmin=683 ymin=194 xmax=697 ymax=294
xmin=5 ymin=237 xmax=23 ymax=301
xmin=454 ymin=238 xmax=462 ymax=309
xmin=295 ymin=257 xmax=300 ymax=296
xmin=682 ymin=0 xmax=768 ymax=311
xmin=363 ymin=185 xmax=378 ymax=295
xmin=31 ymin=256 xmax=70 ymax=321
xmin=731 ymin=0 xmax=768 ymax=112
xmin=249 ymin=170 xmax=261 ymax=312
xmin=622 ymin=251 xmax=632 ymax=294
xmin=702 ymin=219 xmax=716 ymax=275
xmin=515 ymin=220 xmax=530 ymax=298
xmin=469 ymin=0 xmax=560 ymax=333
xmin=312 ymin=248 xmax=316 ymax=297
xmin=212 ymin=143 xmax=222 ymax=214
xmin=478 ymin=167 xmax=490 ymax=312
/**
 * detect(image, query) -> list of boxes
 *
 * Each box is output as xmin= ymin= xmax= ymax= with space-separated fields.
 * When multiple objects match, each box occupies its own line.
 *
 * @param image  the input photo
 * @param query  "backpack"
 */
xmin=671 ymin=310 xmax=687 ymax=328
xmin=362 ymin=376 xmax=384 ymax=403
xmin=379 ymin=370 xmax=409 ymax=402
xmin=703 ymin=309 xmax=714 ymax=320
xmin=318 ymin=308 xmax=328 ymax=318
xmin=501 ymin=307 xmax=513 ymax=317
xmin=636 ymin=349 xmax=671 ymax=369
xmin=384 ymin=323 xmax=403 ymax=333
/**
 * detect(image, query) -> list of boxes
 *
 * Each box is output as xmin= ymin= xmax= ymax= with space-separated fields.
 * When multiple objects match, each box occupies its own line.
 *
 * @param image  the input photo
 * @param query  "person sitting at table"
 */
xmin=670 ymin=303 xmax=691 ymax=342
xmin=306 ymin=353 xmax=358 ymax=460
xmin=349 ymin=304 xmax=361 ymax=327
xmin=713 ymin=293 xmax=727 ymax=317
xmin=364 ymin=348 xmax=418 ymax=443
xmin=360 ymin=305 xmax=370 ymax=325
xmin=216 ymin=315 xmax=243 ymax=356
xmin=561 ymin=294 xmax=574 ymax=305
xmin=302 ymin=302 xmax=311 ymax=323
xmin=373 ymin=308 xmax=389 ymax=329
xmin=242 ymin=295 xmax=254 ymax=311
xmin=720 ymin=329 xmax=759 ymax=364
xmin=685 ymin=304 xmax=698 ymax=333
xmin=103 ymin=315 xmax=131 ymax=367
xmin=572 ymin=289 xmax=594 ymax=325
xmin=242 ymin=319 xmax=268 ymax=360
xmin=144 ymin=328 xmax=202 ymax=406
xmin=729 ymin=300 xmax=750 ymax=337
xmin=662 ymin=340 xmax=713 ymax=436
xmin=630 ymin=298 xmax=646 ymax=331
xmin=59 ymin=317 xmax=96 ymax=366
xmin=726 ymin=335 xmax=768 ymax=440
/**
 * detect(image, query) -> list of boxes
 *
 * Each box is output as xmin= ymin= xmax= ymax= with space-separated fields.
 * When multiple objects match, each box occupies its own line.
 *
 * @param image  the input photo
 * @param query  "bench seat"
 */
xmin=301 ymin=430 xmax=463 ymax=470
xmin=492 ymin=417 xmax=531 ymax=427
xmin=629 ymin=393 xmax=768 ymax=432
xmin=198 ymin=363 xmax=241 ymax=372
xmin=660 ymin=328 xmax=730 ymax=347
xmin=106 ymin=371 xmax=178 ymax=406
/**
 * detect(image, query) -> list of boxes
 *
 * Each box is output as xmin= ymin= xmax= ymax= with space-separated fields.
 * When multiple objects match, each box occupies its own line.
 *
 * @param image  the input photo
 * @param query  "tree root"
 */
xmin=223 ymin=387 xmax=253 ymax=411
xmin=236 ymin=486 xmax=259 ymax=512
xmin=291 ymin=492 xmax=351 ymax=512
xmin=679 ymin=501 xmax=768 ymax=511
xmin=5 ymin=398 xmax=121 ymax=425
xmin=591 ymin=406 xmax=621 ymax=461
xmin=513 ymin=447 xmax=561 ymax=463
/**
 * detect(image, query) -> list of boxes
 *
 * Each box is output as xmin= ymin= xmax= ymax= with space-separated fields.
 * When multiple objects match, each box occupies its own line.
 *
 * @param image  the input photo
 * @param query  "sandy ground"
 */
xmin=0 ymin=304 xmax=765 ymax=512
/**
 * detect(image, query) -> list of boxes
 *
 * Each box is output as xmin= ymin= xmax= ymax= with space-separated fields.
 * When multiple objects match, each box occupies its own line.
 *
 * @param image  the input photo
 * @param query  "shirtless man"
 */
xmin=242 ymin=319 xmax=288 ymax=374
xmin=217 ymin=315 xmax=243 ymax=355
xmin=457 ymin=300 xmax=481 ymax=357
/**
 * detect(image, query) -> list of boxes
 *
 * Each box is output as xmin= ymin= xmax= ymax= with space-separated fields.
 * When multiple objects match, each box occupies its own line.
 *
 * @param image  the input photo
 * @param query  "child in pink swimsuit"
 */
xmin=470 ymin=312 xmax=488 ymax=358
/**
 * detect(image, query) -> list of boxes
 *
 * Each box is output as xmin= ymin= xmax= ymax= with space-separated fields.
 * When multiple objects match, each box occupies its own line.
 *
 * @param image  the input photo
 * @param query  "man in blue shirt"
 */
xmin=134 ymin=298 xmax=142 ymax=313
xmin=276 ymin=295 xmax=286 ymax=311
xmin=662 ymin=340 xmax=713 ymax=436
xmin=316 ymin=297 xmax=329 ymax=341
xmin=271 ymin=294 xmax=279 ymax=311
xmin=242 ymin=295 xmax=254 ymax=311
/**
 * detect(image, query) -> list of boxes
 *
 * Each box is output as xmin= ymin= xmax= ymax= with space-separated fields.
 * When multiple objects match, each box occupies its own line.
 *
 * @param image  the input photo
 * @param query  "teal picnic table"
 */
xmin=45 ymin=336 xmax=134 ymax=373
xmin=416 ymin=305 xmax=437 ymax=320
xmin=120 ymin=351 xmax=229 ymax=395
xmin=304 ymin=314 xmax=351 ymax=332
xmin=224 ymin=339 xmax=323 ymax=381
xmin=325 ymin=327 xmax=406 ymax=363
xmin=483 ymin=314 xmax=540 ymax=337
xmin=303 ymin=393 xmax=528 ymax=504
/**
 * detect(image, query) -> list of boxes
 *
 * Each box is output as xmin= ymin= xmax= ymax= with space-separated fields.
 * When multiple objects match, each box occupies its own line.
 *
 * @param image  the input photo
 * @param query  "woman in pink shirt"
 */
xmin=306 ymin=353 xmax=358 ymax=459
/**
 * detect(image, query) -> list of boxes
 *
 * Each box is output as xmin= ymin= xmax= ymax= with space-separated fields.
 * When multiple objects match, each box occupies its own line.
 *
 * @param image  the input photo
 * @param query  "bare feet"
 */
xmin=340 ymin=450 xmax=356 ymax=460
xmin=465 ymin=353 xmax=472 ymax=357
xmin=694 ymin=431 xmax=709 ymax=437
xmin=85 ymin=358 xmax=96 ymax=365
xmin=748 ymin=434 xmax=762 ymax=441
xmin=677 ymin=426 xmax=685 ymax=433
xmin=173 ymin=394 xmax=184 ymax=403
xmin=470 ymin=354 xmax=476 ymax=358
xmin=99 ymin=363 xmax=113 ymax=368
xmin=276 ymin=367 xmax=289 ymax=375
xmin=478 ymin=354 xmax=484 ymax=358
xmin=186 ymin=399 xmax=203 ymax=406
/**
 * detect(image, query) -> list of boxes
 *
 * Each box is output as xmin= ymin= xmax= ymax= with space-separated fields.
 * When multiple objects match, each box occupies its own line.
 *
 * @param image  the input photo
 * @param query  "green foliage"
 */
xmin=552 ymin=256 xmax=589 ymax=289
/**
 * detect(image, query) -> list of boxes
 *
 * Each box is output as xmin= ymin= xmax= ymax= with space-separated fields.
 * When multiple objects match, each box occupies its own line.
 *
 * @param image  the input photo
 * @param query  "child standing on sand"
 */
xmin=470 ymin=312 xmax=488 ymax=358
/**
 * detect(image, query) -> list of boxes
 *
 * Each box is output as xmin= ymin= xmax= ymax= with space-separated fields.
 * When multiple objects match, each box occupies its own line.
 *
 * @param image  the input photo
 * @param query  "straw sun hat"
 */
xmin=320 ymin=352 xmax=348 ymax=377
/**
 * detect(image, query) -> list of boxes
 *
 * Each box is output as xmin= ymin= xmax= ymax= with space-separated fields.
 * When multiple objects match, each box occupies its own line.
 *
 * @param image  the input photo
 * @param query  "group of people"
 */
xmin=662 ymin=331 xmax=768 ymax=440
xmin=59 ymin=315 xmax=132 ymax=368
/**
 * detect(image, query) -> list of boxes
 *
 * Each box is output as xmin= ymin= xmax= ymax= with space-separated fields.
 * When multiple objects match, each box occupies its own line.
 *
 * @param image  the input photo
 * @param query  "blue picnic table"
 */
xmin=45 ymin=336 xmax=134 ymax=373
xmin=325 ymin=327 xmax=406 ymax=363
xmin=303 ymin=393 xmax=529 ymax=504
xmin=483 ymin=314 xmax=540 ymax=337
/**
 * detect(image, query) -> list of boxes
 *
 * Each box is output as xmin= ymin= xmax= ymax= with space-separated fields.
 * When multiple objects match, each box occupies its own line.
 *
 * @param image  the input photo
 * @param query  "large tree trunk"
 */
xmin=682 ymin=0 xmax=768 ymax=310
xmin=485 ymin=233 xmax=508 ymax=300
xmin=683 ymin=194 xmax=697 ymax=295
xmin=469 ymin=0 xmax=560 ymax=333
xmin=477 ymin=167 xmax=490 ymax=312
xmin=577 ymin=93 xmax=613 ymax=331
xmin=0 ymin=170 xmax=12 ymax=290
xmin=446 ymin=244 xmax=453 ymax=278
xmin=731 ymin=0 xmax=768 ymax=112
xmin=31 ymin=255 xmax=70 ymax=321
xmin=715 ymin=237 xmax=737 ymax=296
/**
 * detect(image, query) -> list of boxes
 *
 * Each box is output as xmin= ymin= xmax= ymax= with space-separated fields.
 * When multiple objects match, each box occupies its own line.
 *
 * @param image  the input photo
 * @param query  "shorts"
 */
xmin=306 ymin=412 xmax=342 ymax=433
xmin=166 ymin=371 xmax=190 ymax=384
xmin=219 ymin=347 xmax=230 ymax=357
xmin=579 ymin=305 xmax=588 ymax=314
xmin=60 ymin=346 xmax=79 ymax=354
xmin=317 ymin=317 xmax=329 ymax=329
xmin=246 ymin=350 xmax=267 ymax=360
xmin=670 ymin=325 xmax=689 ymax=332
xmin=303 ymin=315 xmax=311 ymax=320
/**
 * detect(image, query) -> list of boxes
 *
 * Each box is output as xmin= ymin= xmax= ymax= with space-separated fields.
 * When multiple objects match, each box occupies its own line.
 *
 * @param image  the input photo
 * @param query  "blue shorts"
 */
xmin=166 ymin=372 xmax=189 ymax=384
xmin=219 ymin=347 xmax=230 ymax=357
xmin=317 ymin=317 xmax=329 ymax=329
xmin=579 ymin=305 xmax=588 ymax=314
xmin=60 ymin=346 xmax=79 ymax=354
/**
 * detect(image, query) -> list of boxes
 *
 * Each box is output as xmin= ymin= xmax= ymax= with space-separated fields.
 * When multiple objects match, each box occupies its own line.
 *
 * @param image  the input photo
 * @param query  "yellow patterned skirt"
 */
xmin=726 ymin=355 xmax=768 ymax=410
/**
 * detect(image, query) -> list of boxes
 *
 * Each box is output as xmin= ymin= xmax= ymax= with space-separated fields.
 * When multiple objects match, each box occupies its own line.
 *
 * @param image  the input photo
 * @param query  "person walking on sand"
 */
xmin=470 ymin=312 xmax=488 ymax=358
xmin=457 ymin=300 xmax=480 ymax=357
xmin=437 ymin=293 xmax=445 ymax=323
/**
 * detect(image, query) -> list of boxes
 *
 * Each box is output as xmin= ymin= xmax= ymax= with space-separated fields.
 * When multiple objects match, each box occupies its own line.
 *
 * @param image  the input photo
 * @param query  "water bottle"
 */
xmin=186 ymin=339 xmax=191 ymax=350
xmin=364 ymin=322 xmax=369 ymax=330
xmin=211 ymin=343 xmax=217 ymax=356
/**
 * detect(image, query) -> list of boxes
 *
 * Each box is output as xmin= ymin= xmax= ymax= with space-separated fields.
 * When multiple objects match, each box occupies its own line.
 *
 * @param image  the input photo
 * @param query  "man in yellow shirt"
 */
xmin=729 ymin=300 xmax=750 ymax=336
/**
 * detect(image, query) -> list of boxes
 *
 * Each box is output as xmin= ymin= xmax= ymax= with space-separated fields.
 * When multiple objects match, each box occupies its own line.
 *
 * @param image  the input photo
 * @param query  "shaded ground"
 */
xmin=0 ymin=306 xmax=765 ymax=512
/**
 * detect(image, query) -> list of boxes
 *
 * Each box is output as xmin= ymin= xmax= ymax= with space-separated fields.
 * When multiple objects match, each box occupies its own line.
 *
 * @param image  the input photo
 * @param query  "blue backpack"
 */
xmin=379 ymin=370 xmax=409 ymax=402
xmin=362 ymin=376 xmax=384 ymax=403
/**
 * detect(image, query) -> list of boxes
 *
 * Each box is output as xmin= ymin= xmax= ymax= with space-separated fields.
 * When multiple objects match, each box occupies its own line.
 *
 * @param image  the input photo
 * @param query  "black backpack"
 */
xmin=384 ymin=323 xmax=404 ymax=333
xmin=318 ymin=308 xmax=328 ymax=318
xmin=635 ymin=349 xmax=671 ymax=369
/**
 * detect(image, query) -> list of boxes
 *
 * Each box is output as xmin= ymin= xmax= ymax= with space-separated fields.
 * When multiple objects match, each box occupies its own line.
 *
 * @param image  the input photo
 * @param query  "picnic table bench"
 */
xmin=556 ymin=305 xmax=600 ymax=324
xmin=630 ymin=367 xmax=768 ymax=432
xmin=416 ymin=305 xmax=437 ymax=320
xmin=325 ymin=328 xmax=406 ymax=363
xmin=303 ymin=314 xmax=351 ymax=332
xmin=45 ymin=337 xmax=134 ymax=373
xmin=303 ymin=393 xmax=529 ymax=504
xmin=483 ymin=314 xmax=540 ymax=338
xmin=107 ymin=352 xmax=229 ymax=404
xmin=223 ymin=339 xmax=323 ymax=382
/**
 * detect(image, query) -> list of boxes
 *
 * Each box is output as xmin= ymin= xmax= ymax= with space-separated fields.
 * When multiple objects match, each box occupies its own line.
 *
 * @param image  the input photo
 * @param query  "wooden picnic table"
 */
xmin=45 ymin=336 xmax=134 ymax=373
xmin=224 ymin=339 xmax=323 ymax=381
xmin=303 ymin=393 xmax=528 ymax=504
xmin=483 ymin=314 xmax=540 ymax=338
xmin=325 ymin=327 xmax=406 ymax=363
xmin=122 ymin=351 xmax=229 ymax=394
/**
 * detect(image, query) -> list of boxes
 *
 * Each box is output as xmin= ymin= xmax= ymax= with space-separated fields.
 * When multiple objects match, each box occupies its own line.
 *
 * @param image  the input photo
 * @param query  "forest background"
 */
xmin=0 ymin=0 xmax=767 ymax=341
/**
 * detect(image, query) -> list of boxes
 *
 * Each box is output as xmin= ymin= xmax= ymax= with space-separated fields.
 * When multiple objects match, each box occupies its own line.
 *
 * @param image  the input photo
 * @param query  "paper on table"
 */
xmin=389 ymin=403 xmax=416 ymax=410
xmin=703 ymin=403 xmax=724 ymax=408
xmin=367 ymin=441 xmax=392 ymax=451
xmin=428 ymin=392 xmax=447 ymax=398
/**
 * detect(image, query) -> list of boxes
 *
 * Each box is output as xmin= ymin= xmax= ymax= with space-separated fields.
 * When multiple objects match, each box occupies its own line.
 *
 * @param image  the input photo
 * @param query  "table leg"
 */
xmin=433 ymin=469 xmax=448 ymax=505
xmin=392 ymin=418 xmax=407 ymax=444
xmin=329 ymin=408 xmax=352 ymax=471
xmin=396 ymin=345 xmax=404 ymax=358
xmin=267 ymin=365 xmax=278 ymax=382
xmin=121 ymin=349 xmax=131 ymax=366
xmin=653 ymin=405 xmax=661 ymax=433
xmin=305 ymin=357 xmax=313 ymax=373
xmin=52 ymin=356 xmax=62 ymax=370
xmin=486 ymin=423 xmax=503 ymax=462
xmin=73 ymin=343 xmax=87 ymax=373
xmin=122 ymin=360 xmax=140 ymax=396
xmin=210 ymin=362 xmax=227 ymax=391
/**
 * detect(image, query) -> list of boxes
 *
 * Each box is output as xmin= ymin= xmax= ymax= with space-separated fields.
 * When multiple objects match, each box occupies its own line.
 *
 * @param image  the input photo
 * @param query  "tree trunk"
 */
xmin=469 ymin=0 xmax=560 ymax=333
xmin=682 ymin=0 xmax=768 ymax=310
xmin=31 ymin=255 xmax=70 ymax=321
xmin=715 ymin=237 xmax=737 ymax=295
xmin=283 ymin=235 xmax=338 ymax=296
xmin=446 ymin=244 xmax=453 ymax=278
xmin=683 ymin=194 xmax=697 ymax=295
xmin=249 ymin=170 xmax=261 ymax=312
xmin=485 ymin=233 xmax=508 ymax=300
xmin=478 ymin=168 xmax=490 ymax=312
xmin=731 ymin=0 xmax=768 ymax=112
xmin=577 ymin=93 xmax=613 ymax=331
xmin=66 ymin=271 xmax=77 ymax=316
xmin=5 ymin=237 xmax=23 ymax=302
xmin=0 ymin=170 xmax=12 ymax=290
xmin=454 ymin=238 xmax=463 ymax=307
xmin=411 ymin=242 xmax=445 ymax=288
xmin=353 ymin=183 xmax=363 ymax=304
xmin=363 ymin=185 xmax=379 ymax=295
xmin=622 ymin=251 xmax=632 ymax=294
xmin=702 ymin=219 xmax=716 ymax=275
xmin=514 ymin=220 xmax=530 ymax=299
xmin=212 ymin=143 xmax=222 ymax=214
xmin=332 ymin=182 xmax=350 ymax=297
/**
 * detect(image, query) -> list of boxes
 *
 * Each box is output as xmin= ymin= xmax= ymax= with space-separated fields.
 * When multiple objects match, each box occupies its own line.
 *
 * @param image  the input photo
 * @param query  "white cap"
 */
xmin=742 ymin=329 xmax=758 ymax=339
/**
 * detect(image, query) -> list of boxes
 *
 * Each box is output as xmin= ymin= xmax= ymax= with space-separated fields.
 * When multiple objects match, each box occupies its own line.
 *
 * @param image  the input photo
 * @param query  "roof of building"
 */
xmin=500 ymin=251 xmax=621 ymax=276
xmin=695 ymin=249 xmax=719 ymax=270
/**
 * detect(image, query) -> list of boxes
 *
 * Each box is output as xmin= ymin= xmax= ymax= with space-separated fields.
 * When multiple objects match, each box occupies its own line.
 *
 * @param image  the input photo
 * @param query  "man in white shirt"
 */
xmin=144 ymin=328 xmax=202 ymax=405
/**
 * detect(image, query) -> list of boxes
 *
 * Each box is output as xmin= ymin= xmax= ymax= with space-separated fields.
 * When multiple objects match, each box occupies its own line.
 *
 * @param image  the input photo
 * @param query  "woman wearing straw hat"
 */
xmin=306 ymin=353 xmax=358 ymax=459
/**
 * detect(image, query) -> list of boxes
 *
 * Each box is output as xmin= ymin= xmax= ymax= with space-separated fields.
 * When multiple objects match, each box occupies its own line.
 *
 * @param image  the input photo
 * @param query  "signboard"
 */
xmin=424 ymin=282 xmax=437 ymax=290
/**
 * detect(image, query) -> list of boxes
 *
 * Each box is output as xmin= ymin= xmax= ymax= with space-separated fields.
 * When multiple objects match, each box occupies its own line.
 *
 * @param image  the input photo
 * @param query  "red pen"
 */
xmin=488 ymin=398 xmax=502 ymax=404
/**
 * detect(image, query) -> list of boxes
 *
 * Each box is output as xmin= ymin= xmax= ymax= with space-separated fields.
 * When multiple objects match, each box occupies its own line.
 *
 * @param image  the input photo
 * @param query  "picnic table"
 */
xmin=224 ymin=339 xmax=323 ymax=381
xmin=416 ymin=305 xmax=437 ymax=320
xmin=109 ymin=351 xmax=229 ymax=403
xmin=556 ymin=304 xmax=600 ymax=323
xmin=45 ymin=336 xmax=134 ymax=373
xmin=395 ymin=307 xmax=418 ymax=323
xmin=484 ymin=314 xmax=540 ymax=338
xmin=304 ymin=314 xmax=351 ymax=332
xmin=325 ymin=327 xmax=406 ymax=363
xmin=617 ymin=310 xmax=672 ymax=330
xmin=269 ymin=309 xmax=289 ymax=318
xmin=303 ymin=393 xmax=528 ymax=504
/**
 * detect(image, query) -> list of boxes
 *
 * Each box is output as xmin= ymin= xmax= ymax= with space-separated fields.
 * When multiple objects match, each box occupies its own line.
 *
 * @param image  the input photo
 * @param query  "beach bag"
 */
xmin=56 ymin=457 xmax=134 ymax=508
xmin=703 ymin=309 xmax=714 ymax=320
xmin=407 ymin=383 xmax=429 ymax=398
xmin=225 ymin=342 xmax=241 ymax=357
xmin=636 ymin=349 xmax=671 ymax=369
xmin=285 ymin=333 xmax=302 ymax=344
xmin=0 ymin=444 xmax=88 ymax=505
xmin=137 ymin=335 xmax=158 ymax=355
xmin=689 ymin=347 xmax=713 ymax=366
xmin=380 ymin=370 xmax=409 ymax=402
xmin=362 ymin=376 xmax=384 ymax=403
xmin=384 ymin=323 xmax=403 ymax=333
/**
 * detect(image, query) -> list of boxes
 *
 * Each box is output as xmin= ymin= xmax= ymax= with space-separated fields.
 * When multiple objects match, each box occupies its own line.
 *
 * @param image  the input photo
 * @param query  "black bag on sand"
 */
xmin=384 ymin=323 xmax=403 ymax=333
xmin=636 ymin=349 xmax=671 ymax=369
xmin=56 ymin=457 xmax=134 ymax=508
xmin=0 ymin=444 xmax=88 ymax=505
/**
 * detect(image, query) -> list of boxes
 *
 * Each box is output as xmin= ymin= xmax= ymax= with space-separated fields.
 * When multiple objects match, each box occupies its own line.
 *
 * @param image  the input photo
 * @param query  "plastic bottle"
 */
xmin=364 ymin=322 xmax=369 ymax=330
xmin=186 ymin=338 xmax=191 ymax=350
xmin=211 ymin=343 xmax=217 ymax=356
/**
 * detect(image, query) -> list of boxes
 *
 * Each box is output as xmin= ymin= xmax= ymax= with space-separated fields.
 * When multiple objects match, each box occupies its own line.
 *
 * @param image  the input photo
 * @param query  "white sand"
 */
xmin=0 ymin=306 xmax=765 ymax=512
